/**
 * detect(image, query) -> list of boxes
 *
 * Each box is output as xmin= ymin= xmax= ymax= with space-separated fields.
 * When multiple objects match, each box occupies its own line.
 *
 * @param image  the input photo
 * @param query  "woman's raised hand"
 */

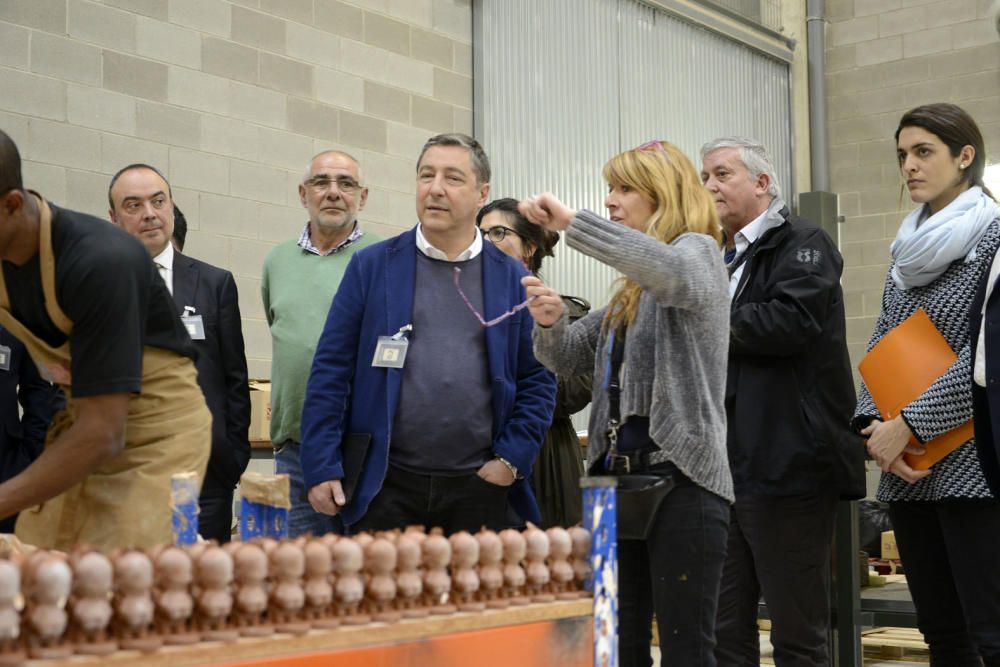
xmin=521 ymin=276 xmax=564 ymax=327
xmin=518 ymin=193 xmax=577 ymax=232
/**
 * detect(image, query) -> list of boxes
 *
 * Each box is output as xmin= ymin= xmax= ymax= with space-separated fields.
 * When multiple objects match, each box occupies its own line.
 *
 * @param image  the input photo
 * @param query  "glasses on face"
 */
xmin=121 ymin=194 xmax=168 ymax=215
xmin=482 ymin=225 xmax=522 ymax=244
xmin=453 ymin=267 xmax=534 ymax=327
xmin=304 ymin=175 xmax=361 ymax=194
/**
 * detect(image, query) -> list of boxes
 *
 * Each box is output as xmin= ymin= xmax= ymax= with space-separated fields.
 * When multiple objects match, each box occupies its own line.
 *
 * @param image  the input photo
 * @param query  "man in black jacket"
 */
xmin=109 ymin=164 xmax=251 ymax=543
xmin=701 ymin=137 xmax=865 ymax=667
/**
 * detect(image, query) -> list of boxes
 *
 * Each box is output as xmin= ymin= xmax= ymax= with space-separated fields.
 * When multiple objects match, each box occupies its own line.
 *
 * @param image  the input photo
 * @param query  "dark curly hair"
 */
xmin=476 ymin=198 xmax=560 ymax=274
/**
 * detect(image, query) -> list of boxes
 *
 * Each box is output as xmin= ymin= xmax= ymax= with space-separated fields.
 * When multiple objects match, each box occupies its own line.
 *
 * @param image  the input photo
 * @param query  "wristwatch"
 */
xmin=495 ymin=456 xmax=519 ymax=480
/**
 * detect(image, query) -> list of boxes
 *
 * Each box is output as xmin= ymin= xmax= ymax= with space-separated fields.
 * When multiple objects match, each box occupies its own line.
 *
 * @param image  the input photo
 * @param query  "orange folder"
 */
xmin=859 ymin=308 xmax=974 ymax=470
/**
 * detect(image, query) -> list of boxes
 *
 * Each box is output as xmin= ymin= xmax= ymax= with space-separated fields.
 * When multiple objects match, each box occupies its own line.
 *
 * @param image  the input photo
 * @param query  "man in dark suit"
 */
xmin=0 ymin=326 xmax=63 ymax=533
xmin=108 ymin=163 xmax=251 ymax=543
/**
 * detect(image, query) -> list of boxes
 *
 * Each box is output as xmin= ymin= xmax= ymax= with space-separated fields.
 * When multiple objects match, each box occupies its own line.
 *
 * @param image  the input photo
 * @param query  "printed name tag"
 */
xmin=182 ymin=314 xmax=206 ymax=340
xmin=372 ymin=336 xmax=408 ymax=368
xmin=0 ymin=345 xmax=10 ymax=372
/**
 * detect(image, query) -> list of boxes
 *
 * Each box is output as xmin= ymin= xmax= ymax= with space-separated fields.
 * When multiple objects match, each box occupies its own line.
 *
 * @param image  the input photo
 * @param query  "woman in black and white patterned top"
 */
xmin=854 ymin=103 xmax=1000 ymax=666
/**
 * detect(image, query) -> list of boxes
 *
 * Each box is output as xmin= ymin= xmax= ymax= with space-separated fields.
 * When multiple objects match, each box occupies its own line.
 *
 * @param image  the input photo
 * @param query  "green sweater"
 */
xmin=262 ymin=232 xmax=381 ymax=445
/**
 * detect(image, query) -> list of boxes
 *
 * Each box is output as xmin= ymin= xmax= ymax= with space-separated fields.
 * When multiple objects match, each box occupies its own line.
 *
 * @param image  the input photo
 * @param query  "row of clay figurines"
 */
xmin=0 ymin=523 xmax=592 ymax=664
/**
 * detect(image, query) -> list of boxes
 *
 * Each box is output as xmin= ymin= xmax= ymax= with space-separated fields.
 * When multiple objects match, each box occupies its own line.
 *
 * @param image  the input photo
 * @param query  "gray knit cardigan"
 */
xmin=532 ymin=210 xmax=734 ymax=502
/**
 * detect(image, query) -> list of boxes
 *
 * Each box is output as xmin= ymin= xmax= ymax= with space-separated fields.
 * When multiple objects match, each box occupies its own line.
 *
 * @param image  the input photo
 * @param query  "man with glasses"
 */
xmin=300 ymin=133 xmax=555 ymax=534
xmin=262 ymin=150 xmax=381 ymax=537
xmin=109 ymin=163 xmax=251 ymax=544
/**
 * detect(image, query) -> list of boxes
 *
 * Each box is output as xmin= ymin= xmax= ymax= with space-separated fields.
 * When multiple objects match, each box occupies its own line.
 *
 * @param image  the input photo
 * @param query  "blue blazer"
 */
xmin=300 ymin=228 xmax=556 ymax=526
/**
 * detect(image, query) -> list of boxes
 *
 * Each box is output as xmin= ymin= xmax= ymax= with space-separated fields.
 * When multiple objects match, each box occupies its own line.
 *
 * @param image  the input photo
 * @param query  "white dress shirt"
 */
xmin=415 ymin=224 xmax=482 ymax=262
xmin=153 ymin=242 xmax=175 ymax=296
xmin=726 ymin=208 xmax=770 ymax=299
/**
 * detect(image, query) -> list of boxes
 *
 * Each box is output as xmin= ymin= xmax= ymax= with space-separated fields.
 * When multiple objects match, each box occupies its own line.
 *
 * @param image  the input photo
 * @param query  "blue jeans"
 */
xmin=617 ymin=462 xmax=731 ymax=667
xmin=273 ymin=441 xmax=342 ymax=538
xmin=890 ymin=500 xmax=1000 ymax=666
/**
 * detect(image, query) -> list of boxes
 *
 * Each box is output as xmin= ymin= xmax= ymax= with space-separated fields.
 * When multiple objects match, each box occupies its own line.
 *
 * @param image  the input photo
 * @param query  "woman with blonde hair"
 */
xmin=520 ymin=140 xmax=733 ymax=666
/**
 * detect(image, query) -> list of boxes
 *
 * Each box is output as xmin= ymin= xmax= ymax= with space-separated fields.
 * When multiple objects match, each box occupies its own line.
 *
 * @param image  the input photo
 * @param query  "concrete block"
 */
xmin=0 ymin=0 xmax=67 ymax=34
xmin=928 ymin=42 xmax=1000 ymax=77
xmin=874 ymin=56 xmax=931 ymax=86
xmin=242 ymin=317 xmax=272 ymax=358
xmin=104 ymin=0 xmax=168 ymax=20
xmin=67 ymin=84 xmax=137 ymax=135
xmin=858 ymin=138 xmax=896 ymax=165
xmin=22 ymin=161 xmax=67 ymax=204
xmin=830 ymin=115 xmax=886 ymax=145
xmin=68 ymin=0 xmax=137 ymax=52
xmin=229 ymin=0 xmax=260 ymax=8
xmin=433 ymin=68 xmax=471 ymax=107
xmin=361 ymin=186 xmax=391 ymax=224
xmin=950 ymin=18 xmax=1000 ymax=49
xmin=287 ymin=98 xmax=339 ymax=141
xmin=285 ymin=170 xmax=306 ymax=206
xmin=246 ymin=357 xmax=272 ymax=381
xmin=410 ymin=27 xmax=453 ymax=67
xmin=860 ymin=186 xmax=907 ymax=215
xmin=855 ymin=36 xmax=902 ymax=66
xmin=230 ymin=160 xmax=288 ymax=205
xmin=840 ymin=215 xmax=887 ymax=243
xmin=137 ymin=101 xmax=203 ymax=149
xmin=200 ymin=114 xmax=258 ymax=162
xmin=386 ymin=0 xmax=433 ymax=28
xmin=827 ymin=67 xmax=884 ymax=96
xmin=202 ymin=36 xmax=259 ymax=85
xmin=411 ymin=95 xmax=454 ymax=133
xmin=315 ymin=0 xmax=364 ymax=40
xmin=29 ymin=33 xmax=101 ymax=87
xmin=229 ymin=238 xmax=273 ymax=280
xmin=315 ymin=67 xmax=364 ymax=111
xmin=362 ymin=150 xmax=415 ymax=193
xmin=846 ymin=315 xmax=879 ymax=344
xmin=168 ymin=0 xmax=231 ymax=37
xmin=862 ymin=287 xmax=886 ymax=318
xmin=935 ymin=0 xmax=979 ymax=25
xmin=843 ymin=289 xmax=864 ymax=318
xmin=339 ymin=110 xmax=387 ymax=152
xmin=963 ymin=96 xmax=1000 ymax=124
xmin=170 ymin=147 xmax=230 ymax=195
xmin=228 ymin=82 xmax=286 ymax=129
xmin=172 ymin=186 xmax=200 ymax=223
xmin=199 ymin=191 xmax=260 ymax=238
xmin=256 ymin=202 xmax=306 ymax=243
xmin=0 ymin=111 xmax=30 ymax=148
xmin=432 ymin=0 xmax=471 ymax=43
xmin=136 ymin=16 xmax=202 ymax=68
xmin=829 ymin=17 xmax=880 ymax=46
xmin=833 ymin=164 xmax=887 ymax=192
xmin=232 ymin=6 xmax=286 ymax=53
xmin=825 ymin=44 xmax=857 ymax=73
xmin=235 ymin=275 xmax=266 ymax=320
xmin=364 ymin=81 xmax=410 ymax=123
xmin=256 ymin=127 xmax=314 ymax=171
xmin=901 ymin=0 xmax=938 ymax=5
xmin=104 ymin=51 xmax=169 ymax=102
xmin=387 ymin=189 xmax=416 ymax=226
xmin=364 ymin=11 xmax=410 ymax=56
xmin=387 ymin=121 xmax=433 ymax=159
xmin=168 ymin=66 xmax=231 ymax=115
xmin=950 ymin=70 xmax=1000 ymax=101
xmin=100 ymin=133 xmax=170 ymax=175
xmin=454 ymin=106 xmax=472 ymax=134
xmin=0 ymin=22 xmax=29 ymax=70
xmin=260 ymin=0 xmax=313 ymax=23
xmin=385 ymin=53 xmax=434 ymax=96
xmin=830 ymin=143 xmax=860 ymax=170
xmin=854 ymin=0 xmax=901 ymax=16
xmin=902 ymin=26 xmax=953 ymax=58
xmin=840 ymin=191 xmax=861 ymax=218
xmin=453 ymin=41 xmax=472 ymax=76
xmin=0 ymin=69 xmax=66 ymax=121
xmin=66 ymin=168 xmax=112 ymax=219
xmin=260 ymin=53 xmax=313 ymax=97
xmin=339 ymin=41 xmax=391 ymax=86
xmin=286 ymin=23 xmax=342 ymax=69
xmin=827 ymin=0 xmax=855 ymax=21
xmin=183 ymin=229 xmax=230 ymax=269
xmin=840 ymin=241 xmax=865 ymax=270
xmin=861 ymin=238 xmax=893 ymax=266
xmin=878 ymin=6 xmax=925 ymax=37
xmin=842 ymin=264 xmax=893 ymax=294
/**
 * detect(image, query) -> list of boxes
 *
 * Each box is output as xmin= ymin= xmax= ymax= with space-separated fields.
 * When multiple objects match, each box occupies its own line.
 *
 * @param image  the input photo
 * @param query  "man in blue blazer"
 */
xmin=300 ymin=134 xmax=556 ymax=534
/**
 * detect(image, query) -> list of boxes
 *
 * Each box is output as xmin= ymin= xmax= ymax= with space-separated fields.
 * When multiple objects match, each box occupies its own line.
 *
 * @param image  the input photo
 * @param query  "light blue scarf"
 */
xmin=890 ymin=186 xmax=1000 ymax=290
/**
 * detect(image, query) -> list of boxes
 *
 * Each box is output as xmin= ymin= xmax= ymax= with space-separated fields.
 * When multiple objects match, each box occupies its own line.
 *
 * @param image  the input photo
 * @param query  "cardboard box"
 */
xmin=881 ymin=530 xmax=899 ymax=560
xmin=248 ymin=380 xmax=272 ymax=442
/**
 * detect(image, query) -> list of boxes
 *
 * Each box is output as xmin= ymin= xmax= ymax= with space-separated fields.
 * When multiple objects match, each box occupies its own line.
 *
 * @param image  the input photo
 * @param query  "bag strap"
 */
xmin=604 ymin=327 xmax=627 ymax=470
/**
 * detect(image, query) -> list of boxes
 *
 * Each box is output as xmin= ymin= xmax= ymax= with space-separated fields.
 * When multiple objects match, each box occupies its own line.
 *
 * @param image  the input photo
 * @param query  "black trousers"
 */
xmin=714 ymin=493 xmax=838 ymax=667
xmin=889 ymin=500 xmax=1000 ymax=666
xmin=198 ymin=482 xmax=234 ymax=544
xmin=350 ymin=464 xmax=509 ymax=535
xmin=617 ymin=463 xmax=731 ymax=667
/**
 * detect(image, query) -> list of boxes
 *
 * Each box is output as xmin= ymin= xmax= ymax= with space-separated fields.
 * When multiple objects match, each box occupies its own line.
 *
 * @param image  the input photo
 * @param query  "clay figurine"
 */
xmin=568 ymin=526 xmax=592 ymax=597
xmin=332 ymin=537 xmax=369 ymax=625
xmin=24 ymin=552 xmax=73 ymax=659
xmin=545 ymin=527 xmax=576 ymax=600
xmin=449 ymin=532 xmax=484 ymax=612
xmin=364 ymin=537 xmax=400 ymax=622
xmin=113 ymin=549 xmax=161 ymax=652
xmin=268 ymin=541 xmax=310 ymax=635
xmin=475 ymin=528 xmax=506 ymax=609
xmin=0 ymin=557 xmax=25 ymax=665
xmin=524 ymin=524 xmax=555 ymax=602
xmin=152 ymin=546 xmax=199 ymax=645
xmin=68 ymin=550 xmax=116 ymax=655
xmin=303 ymin=539 xmax=338 ymax=629
xmin=193 ymin=545 xmax=238 ymax=641
xmin=394 ymin=533 xmax=426 ymax=618
xmin=231 ymin=542 xmax=271 ymax=637
xmin=498 ymin=528 xmax=529 ymax=605
xmin=422 ymin=530 xmax=456 ymax=614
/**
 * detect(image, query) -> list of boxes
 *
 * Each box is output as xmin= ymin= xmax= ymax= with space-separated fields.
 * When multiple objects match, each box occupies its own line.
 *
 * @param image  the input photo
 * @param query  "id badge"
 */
xmin=0 ymin=345 xmax=10 ymax=372
xmin=372 ymin=336 xmax=409 ymax=368
xmin=181 ymin=314 xmax=206 ymax=340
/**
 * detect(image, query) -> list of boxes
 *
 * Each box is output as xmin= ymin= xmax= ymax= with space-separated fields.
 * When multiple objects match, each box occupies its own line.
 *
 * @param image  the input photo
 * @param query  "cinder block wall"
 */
xmin=0 ymin=0 xmax=473 ymax=378
xmin=825 ymin=0 xmax=999 ymax=370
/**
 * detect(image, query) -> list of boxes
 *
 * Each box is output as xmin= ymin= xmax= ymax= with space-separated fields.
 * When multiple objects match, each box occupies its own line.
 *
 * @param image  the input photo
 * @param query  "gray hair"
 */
xmin=303 ymin=150 xmax=363 ymax=183
xmin=417 ymin=133 xmax=491 ymax=185
xmin=700 ymin=136 xmax=781 ymax=200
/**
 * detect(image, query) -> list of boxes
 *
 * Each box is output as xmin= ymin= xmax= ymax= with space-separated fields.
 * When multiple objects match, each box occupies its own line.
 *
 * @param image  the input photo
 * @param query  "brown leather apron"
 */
xmin=0 ymin=196 xmax=210 ymax=551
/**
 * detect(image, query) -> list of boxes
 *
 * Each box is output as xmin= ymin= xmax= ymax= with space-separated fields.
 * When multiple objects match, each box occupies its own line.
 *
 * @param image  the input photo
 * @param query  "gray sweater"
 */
xmin=533 ymin=210 xmax=734 ymax=502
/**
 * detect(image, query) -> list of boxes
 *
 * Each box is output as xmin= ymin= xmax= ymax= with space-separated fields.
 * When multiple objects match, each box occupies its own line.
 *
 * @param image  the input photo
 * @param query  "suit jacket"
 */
xmin=970 ymin=261 xmax=1000 ymax=495
xmin=299 ymin=228 xmax=557 ymax=526
xmin=172 ymin=252 xmax=251 ymax=491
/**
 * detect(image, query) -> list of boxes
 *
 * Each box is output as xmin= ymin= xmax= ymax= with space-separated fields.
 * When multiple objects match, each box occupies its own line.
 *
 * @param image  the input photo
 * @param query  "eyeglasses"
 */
xmin=482 ymin=225 xmax=523 ymax=244
xmin=453 ymin=267 xmax=534 ymax=327
xmin=304 ymin=175 xmax=362 ymax=194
